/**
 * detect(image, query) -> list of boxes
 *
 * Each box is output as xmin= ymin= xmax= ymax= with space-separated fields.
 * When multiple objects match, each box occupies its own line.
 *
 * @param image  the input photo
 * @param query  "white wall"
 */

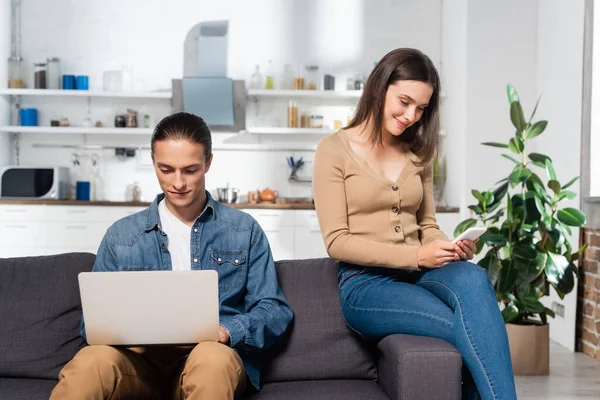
xmin=535 ymin=0 xmax=586 ymax=352
xmin=440 ymin=0 xmax=468 ymax=213
xmin=0 ymin=0 xmax=10 ymax=165
xmin=464 ymin=0 xmax=538 ymax=210
xmin=12 ymin=0 xmax=443 ymax=201
xmin=590 ymin=0 xmax=600 ymax=197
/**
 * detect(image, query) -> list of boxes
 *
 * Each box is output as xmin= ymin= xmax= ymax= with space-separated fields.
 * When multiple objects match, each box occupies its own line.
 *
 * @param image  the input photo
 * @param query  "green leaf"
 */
xmin=522 ymin=297 xmax=546 ymax=313
xmin=529 ymin=94 xmax=542 ymax=122
xmin=479 ymin=255 xmax=501 ymax=285
xmin=529 ymin=153 xmax=552 ymax=164
xmin=558 ymin=191 xmax=577 ymax=201
xmin=510 ymin=102 xmax=527 ymax=132
xmin=480 ymin=230 xmax=507 ymax=247
xmin=483 ymin=192 xmax=494 ymax=206
xmin=509 ymin=136 xmax=525 ymax=155
xmin=509 ymin=166 xmax=532 ymax=187
xmin=502 ymin=304 xmax=519 ymax=323
xmin=545 ymin=159 xmax=557 ymax=181
xmin=507 ymin=84 xmax=520 ymax=104
xmin=498 ymin=263 xmax=518 ymax=294
xmin=545 ymin=253 xmax=574 ymax=297
xmin=524 ymin=120 xmax=548 ymax=140
xmin=454 ymin=218 xmax=477 ymax=238
xmin=516 ymin=251 xmax=548 ymax=283
xmin=571 ymin=244 xmax=588 ymax=263
xmin=471 ymin=189 xmax=485 ymax=204
xmin=557 ymin=208 xmax=587 ymax=227
xmin=502 ymin=154 xmax=520 ymax=164
xmin=488 ymin=209 xmax=505 ymax=224
xmin=561 ymin=176 xmax=580 ymax=190
xmin=482 ymin=142 xmax=509 ymax=148
xmin=544 ymin=307 xmax=556 ymax=319
xmin=548 ymin=180 xmax=561 ymax=195
xmin=468 ymin=205 xmax=484 ymax=214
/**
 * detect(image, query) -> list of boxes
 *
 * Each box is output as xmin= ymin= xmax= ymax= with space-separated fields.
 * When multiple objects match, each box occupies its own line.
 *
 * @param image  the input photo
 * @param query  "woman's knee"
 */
xmin=444 ymin=261 xmax=494 ymax=293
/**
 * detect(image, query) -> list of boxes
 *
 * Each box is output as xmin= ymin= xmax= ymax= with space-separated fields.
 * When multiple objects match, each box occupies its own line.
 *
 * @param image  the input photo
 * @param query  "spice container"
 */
xmin=250 ymin=65 xmax=264 ymax=89
xmin=305 ymin=65 xmax=320 ymax=90
xmin=34 ymin=62 xmax=47 ymax=89
xmin=287 ymin=101 xmax=298 ymax=128
xmin=46 ymin=57 xmax=61 ymax=89
xmin=8 ymin=57 xmax=24 ymax=88
xmin=293 ymin=65 xmax=305 ymax=90
xmin=311 ymin=115 xmax=323 ymax=128
xmin=300 ymin=112 xmax=311 ymax=128
xmin=281 ymin=64 xmax=294 ymax=90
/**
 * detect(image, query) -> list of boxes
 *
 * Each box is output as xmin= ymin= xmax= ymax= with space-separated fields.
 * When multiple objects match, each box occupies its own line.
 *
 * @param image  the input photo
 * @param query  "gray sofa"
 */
xmin=0 ymin=253 xmax=463 ymax=400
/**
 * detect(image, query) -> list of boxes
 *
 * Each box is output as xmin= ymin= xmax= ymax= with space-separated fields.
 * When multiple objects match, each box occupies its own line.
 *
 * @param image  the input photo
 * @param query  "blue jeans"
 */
xmin=338 ymin=261 xmax=517 ymax=400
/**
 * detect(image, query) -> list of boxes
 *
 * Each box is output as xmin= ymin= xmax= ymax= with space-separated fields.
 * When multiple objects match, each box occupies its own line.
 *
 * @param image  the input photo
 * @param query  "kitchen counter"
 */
xmin=0 ymin=199 xmax=460 ymax=213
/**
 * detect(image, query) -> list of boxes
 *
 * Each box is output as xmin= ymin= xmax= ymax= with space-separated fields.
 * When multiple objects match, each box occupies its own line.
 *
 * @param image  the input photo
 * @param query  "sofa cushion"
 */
xmin=0 ymin=253 xmax=94 ymax=379
xmin=262 ymin=258 xmax=377 ymax=382
xmin=0 ymin=378 xmax=57 ymax=400
xmin=246 ymin=380 xmax=390 ymax=400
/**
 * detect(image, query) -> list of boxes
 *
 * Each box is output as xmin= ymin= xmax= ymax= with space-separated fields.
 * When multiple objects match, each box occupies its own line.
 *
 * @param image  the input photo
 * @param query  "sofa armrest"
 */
xmin=376 ymin=334 xmax=462 ymax=400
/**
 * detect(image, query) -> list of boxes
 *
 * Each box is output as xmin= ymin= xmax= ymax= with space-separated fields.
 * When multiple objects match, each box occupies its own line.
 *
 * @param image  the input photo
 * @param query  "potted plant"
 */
xmin=454 ymin=84 xmax=587 ymax=375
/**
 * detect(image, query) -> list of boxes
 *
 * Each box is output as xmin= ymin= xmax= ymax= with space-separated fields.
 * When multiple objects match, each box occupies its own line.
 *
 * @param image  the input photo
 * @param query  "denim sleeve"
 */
xmin=220 ymin=222 xmax=293 ymax=349
xmin=80 ymin=231 xmax=119 ymax=342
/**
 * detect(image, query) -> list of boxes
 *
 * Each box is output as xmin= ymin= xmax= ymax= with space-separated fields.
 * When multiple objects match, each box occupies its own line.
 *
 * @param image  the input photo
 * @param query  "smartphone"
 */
xmin=452 ymin=227 xmax=487 ymax=244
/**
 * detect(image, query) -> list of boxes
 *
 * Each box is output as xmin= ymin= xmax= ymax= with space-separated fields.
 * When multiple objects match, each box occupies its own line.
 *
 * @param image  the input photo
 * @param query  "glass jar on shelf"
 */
xmin=34 ymin=62 xmax=47 ymax=89
xmin=305 ymin=65 xmax=320 ymax=90
xmin=281 ymin=64 xmax=294 ymax=90
xmin=46 ymin=57 xmax=61 ymax=89
xmin=293 ymin=65 xmax=305 ymax=90
xmin=8 ymin=57 xmax=24 ymax=88
xmin=311 ymin=115 xmax=323 ymax=128
xmin=323 ymin=65 xmax=335 ymax=91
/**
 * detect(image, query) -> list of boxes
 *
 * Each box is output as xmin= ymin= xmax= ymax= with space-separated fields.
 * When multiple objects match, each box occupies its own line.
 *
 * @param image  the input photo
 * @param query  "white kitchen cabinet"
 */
xmin=0 ymin=204 xmax=462 ymax=262
xmin=262 ymin=226 xmax=295 ymax=261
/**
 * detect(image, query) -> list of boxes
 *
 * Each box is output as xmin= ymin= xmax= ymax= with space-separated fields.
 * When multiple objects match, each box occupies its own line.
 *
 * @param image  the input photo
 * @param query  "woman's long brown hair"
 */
xmin=345 ymin=48 xmax=441 ymax=166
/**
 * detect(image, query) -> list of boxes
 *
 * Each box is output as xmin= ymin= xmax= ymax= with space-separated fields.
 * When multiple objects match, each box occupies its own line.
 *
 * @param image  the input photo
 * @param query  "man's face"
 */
xmin=152 ymin=139 xmax=212 ymax=210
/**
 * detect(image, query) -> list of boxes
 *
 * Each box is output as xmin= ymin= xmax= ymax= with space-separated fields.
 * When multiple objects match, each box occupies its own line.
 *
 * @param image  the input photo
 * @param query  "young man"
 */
xmin=50 ymin=112 xmax=293 ymax=400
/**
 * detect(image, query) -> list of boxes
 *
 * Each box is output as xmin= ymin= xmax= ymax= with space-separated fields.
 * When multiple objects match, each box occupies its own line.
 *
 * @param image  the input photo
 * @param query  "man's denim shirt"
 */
xmin=81 ymin=192 xmax=293 ymax=390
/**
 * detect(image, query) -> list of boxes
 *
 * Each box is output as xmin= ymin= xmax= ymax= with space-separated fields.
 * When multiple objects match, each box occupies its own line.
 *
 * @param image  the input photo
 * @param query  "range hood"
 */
xmin=172 ymin=20 xmax=246 ymax=132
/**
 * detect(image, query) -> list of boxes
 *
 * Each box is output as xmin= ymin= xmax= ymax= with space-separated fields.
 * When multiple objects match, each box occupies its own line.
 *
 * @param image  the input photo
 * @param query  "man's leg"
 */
xmin=50 ymin=345 xmax=161 ymax=400
xmin=175 ymin=342 xmax=246 ymax=400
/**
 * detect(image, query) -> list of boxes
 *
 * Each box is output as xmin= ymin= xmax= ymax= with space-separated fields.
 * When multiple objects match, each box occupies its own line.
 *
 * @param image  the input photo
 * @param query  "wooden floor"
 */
xmin=515 ymin=342 xmax=600 ymax=399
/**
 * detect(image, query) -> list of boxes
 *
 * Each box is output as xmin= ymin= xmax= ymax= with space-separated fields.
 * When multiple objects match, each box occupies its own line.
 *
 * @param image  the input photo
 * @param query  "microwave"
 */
xmin=0 ymin=166 xmax=70 ymax=199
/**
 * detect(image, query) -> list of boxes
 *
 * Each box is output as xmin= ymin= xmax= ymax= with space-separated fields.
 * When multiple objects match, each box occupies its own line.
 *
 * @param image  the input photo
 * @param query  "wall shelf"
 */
xmin=0 ymin=126 xmax=153 ymax=135
xmin=245 ymin=127 xmax=334 ymax=135
xmin=247 ymin=89 xmax=362 ymax=99
xmin=0 ymin=88 xmax=172 ymax=99
xmin=247 ymin=89 xmax=447 ymax=99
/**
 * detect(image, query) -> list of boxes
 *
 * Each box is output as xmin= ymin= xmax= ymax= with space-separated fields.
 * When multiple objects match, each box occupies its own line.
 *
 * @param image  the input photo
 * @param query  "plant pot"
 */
xmin=506 ymin=322 xmax=549 ymax=375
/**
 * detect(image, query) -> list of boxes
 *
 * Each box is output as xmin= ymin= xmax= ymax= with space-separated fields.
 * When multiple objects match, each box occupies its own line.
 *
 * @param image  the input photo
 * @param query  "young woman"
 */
xmin=312 ymin=48 xmax=517 ymax=400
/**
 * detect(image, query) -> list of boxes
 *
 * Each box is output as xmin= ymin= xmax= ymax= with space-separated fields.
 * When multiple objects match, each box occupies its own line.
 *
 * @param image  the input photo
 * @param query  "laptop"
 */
xmin=78 ymin=270 xmax=219 ymax=346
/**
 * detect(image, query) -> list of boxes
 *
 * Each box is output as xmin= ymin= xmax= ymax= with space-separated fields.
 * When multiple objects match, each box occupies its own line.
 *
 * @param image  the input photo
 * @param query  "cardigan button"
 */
xmin=392 ymin=206 xmax=399 ymax=214
xmin=392 ymin=185 xmax=399 ymax=191
xmin=394 ymin=226 xmax=401 ymax=233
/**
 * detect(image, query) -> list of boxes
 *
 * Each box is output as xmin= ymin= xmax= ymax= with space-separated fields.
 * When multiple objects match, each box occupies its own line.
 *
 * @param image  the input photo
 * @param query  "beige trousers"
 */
xmin=49 ymin=342 xmax=247 ymax=400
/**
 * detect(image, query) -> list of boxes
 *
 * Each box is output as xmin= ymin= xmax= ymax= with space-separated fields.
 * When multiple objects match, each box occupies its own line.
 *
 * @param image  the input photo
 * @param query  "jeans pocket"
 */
xmin=338 ymin=267 xmax=367 ymax=292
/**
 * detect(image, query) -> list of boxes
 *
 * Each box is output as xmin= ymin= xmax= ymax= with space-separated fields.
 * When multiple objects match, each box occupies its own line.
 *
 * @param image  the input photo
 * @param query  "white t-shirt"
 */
xmin=158 ymin=199 xmax=192 ymax=271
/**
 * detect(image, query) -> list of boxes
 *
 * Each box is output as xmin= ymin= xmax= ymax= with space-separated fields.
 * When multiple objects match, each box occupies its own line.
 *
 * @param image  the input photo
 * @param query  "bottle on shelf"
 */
xmin=250 ymin=65 xmax=264 ymax=90
xmin=287 ymin=101 xmax=298 ymax=128
xmin=265 ymin=60 xmax=275 ymax=90
xmin=8 ymin=57 xmax=24 ymax=88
